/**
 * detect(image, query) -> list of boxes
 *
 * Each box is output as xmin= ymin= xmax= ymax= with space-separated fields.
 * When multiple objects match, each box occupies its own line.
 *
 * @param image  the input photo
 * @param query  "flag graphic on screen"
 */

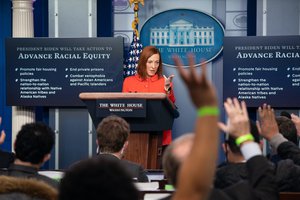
xmin=123 ymin=32 xmax=143 ymax=78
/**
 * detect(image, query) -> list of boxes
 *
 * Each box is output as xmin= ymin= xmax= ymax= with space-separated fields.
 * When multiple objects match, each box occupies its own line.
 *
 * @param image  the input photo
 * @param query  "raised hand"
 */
xmin=291 ymin=113 xmax=300 ymax=137
xmin=173 ymin=54 xmax=217 ymax=108
xmin=218 ymin=98 xmax=250 ymax=138
xmin=172 ymin=54 xmax=218 ymax=200
xmin=257 ymin=104 xmax=279 ymax=141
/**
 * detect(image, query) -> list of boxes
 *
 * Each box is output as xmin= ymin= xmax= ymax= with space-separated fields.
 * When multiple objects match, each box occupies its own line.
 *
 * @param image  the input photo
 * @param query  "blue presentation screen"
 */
xmin=6 ymin=37 xmax=124 ymax=107
xmin=223 ymin=36 xmax=300 ymax=108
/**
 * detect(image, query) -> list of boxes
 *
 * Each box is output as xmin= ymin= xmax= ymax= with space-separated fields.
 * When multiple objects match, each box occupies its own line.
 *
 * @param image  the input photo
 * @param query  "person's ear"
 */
xmin=120 ymin=141 xmax=129 ymax=156
xmin=223 ymin=143 xmax=231 ymax=153
xmin=123 ymin=141 xmax=129 ymax=151
xmin=95 ymin=140 xmax=100 ymax=154
xmin=223 ymin=143 xmax=232 ymax=154
xmin=42 ymin=153 xmax=51 ymax=163
xmin=222 ymin=143 xmax=226 ymax=153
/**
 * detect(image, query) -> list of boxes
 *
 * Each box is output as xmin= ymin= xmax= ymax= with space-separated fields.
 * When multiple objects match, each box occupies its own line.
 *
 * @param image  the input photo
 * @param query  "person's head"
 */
xmin=223 ymin=120 xmax=260 ymax=161
xmin=137 ymin=46 xmax=163 ymax=79
xmin=162 ymin=133 xmax=194 ymax=187
xmin=0 ymin=176 xmax=58 ymax=200
xmin=280 ymin=111 xmax=291 ymax=119
xmin=96 ymin=115 xmax=130 ymax=154
xmin=59 ymin=157 xmax=139 ymax=200
xmin=276 ymin=116 xmax=298 ymax=145
xmin=14 ymin=122 xmax=55 ymax=165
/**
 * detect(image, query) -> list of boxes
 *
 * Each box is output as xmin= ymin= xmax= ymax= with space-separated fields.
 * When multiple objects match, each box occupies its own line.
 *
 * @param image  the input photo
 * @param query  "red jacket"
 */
xmin=122 ymin=74 xmax=175 ymax=145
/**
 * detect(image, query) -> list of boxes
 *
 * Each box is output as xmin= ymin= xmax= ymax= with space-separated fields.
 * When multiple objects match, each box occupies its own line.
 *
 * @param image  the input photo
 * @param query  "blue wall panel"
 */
xmin=0 ymin=0 xmax=12 ymax=151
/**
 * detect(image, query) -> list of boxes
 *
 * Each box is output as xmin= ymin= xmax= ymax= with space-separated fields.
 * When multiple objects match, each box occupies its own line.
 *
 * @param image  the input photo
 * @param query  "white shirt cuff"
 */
xmin=269 ymin=133 xmax=288 ymax=153
xmin=240 ymin=142 xmax=262 ymax=161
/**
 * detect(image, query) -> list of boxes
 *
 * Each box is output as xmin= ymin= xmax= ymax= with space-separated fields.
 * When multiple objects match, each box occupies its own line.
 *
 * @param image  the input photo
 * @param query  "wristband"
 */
xmin=197 ymin=106 xmax=219 ymax=117
xmin=235 ymin=133 xmax=254 ymax=146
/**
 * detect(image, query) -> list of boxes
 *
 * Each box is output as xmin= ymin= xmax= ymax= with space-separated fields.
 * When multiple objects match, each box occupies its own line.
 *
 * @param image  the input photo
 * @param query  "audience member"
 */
xmin=169 ymin=53 xmax=277 ymax=200
xmin=258 ymin=105 xmax=300 ymax=166
xmin=215 ymin=111 xmax=300 ymax=192
xmin=280 ymin=111 xmax=291 ymax=119
xmin=276 ymin=116 xmax=297 ymax=145
xmin=257 ymin=104 xmax=300 ymax=191
xmin=214 ymin=121 xmax=261 ymax=189
xmin=0 ymin=175 xmax=57 ymax=200
xmin=162 ymin=133 xmax=193 ymax=189
xmin=268 ymin=116 xmax=298 ymax=163
xmin=0 ymin=122 xmax=58 ymax=189
xmin=59 ymin=157 xmax=139 ymax=200
xmin=162 ymin=97 xmax=278 ymax=200
xmin=291 ymin=113 xmax=300 ymax=140
xmin=96 ymin=115 xmax=148 ymax=182
xmin=0 ymin=117 xmax=15 ymax=168
xmin=171 ymin=54 xmax=219 ymax=200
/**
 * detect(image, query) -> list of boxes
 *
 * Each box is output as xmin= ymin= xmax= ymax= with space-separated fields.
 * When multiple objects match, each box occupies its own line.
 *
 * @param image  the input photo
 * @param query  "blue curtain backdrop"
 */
xmin=34 ymin=0 xmax=49 ymax=124
xmin=0 ymin=0 xmax=12 ymax=151
xmin=0 ymin=0 xmax=49 ymax=151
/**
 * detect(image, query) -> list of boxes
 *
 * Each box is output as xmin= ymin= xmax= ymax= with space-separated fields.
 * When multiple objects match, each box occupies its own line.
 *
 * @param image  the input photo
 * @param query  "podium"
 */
xmin=79 ymin=92 xmax=178 ymax=169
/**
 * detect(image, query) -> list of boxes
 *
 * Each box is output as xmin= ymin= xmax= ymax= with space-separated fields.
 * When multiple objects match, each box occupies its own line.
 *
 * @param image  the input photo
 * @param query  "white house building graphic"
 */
xmin=141 ymin=9 xmax=224 ymax=66
xmin=150 ymin=19 xmax=214 ymax=47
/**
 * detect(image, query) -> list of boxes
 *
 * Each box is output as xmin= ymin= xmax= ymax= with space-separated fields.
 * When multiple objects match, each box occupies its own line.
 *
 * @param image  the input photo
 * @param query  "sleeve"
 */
xmin=276 ymin=159 xmax=300 ymax=192
xmin=137 ymin=165 xmax=149 ymax=182
xmin=167 ymin=82 xmax=176 ymax=103
xmin=246 ymin=156 xmax=278 ymax=200
xmin=277 ymin=141 xmax=300 ymax=166
xmin=269 ymin=133 xmax=288 ymax=153
xmin=240 ymin=142 xmax=262 ymax=161
xmin=213 ymin=167 xmax=233 ymax=189
xmin=122 ymin=77 xmax=129 ymax=92
xmin=222 ymin=156 xmax=278 ymax=200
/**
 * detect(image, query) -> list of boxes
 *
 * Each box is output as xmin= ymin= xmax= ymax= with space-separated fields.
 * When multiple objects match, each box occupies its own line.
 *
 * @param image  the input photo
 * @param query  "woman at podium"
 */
xmin=122 ymin=46 xmax=176 ymax=145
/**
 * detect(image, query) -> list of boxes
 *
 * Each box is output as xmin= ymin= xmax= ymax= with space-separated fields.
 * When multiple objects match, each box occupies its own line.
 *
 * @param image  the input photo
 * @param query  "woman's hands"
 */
xmin=163 ymin=74 xmax=175 ymax=92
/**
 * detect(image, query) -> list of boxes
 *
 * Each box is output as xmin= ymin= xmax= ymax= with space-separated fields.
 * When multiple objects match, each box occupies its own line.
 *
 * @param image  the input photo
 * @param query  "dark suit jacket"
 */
xmin=214 ymin=162 xmax=248 ymax=189
xmin=214 ymin=158 xmax=300 ymax=192
xmin=277 ymin=141 xmax=300 ymax=165
xmin=0 ymin=164 xmax=59 ymax=189
xmin=161 ymin=156 xmax=278 ymax=200
xmin=0 ymin=150 xmax=14 ymax=168
xmin=98 ymin=153 xmax=149 ymax=182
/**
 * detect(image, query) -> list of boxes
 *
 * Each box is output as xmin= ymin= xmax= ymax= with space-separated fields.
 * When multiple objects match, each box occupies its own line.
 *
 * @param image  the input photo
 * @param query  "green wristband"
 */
xmin=165 ymin=184 xmax=174 ymax=191
xmin=235 ymin=133 xmax=254 ymax=146
xmin=197 ymin=106 xmax=219 ymax=117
